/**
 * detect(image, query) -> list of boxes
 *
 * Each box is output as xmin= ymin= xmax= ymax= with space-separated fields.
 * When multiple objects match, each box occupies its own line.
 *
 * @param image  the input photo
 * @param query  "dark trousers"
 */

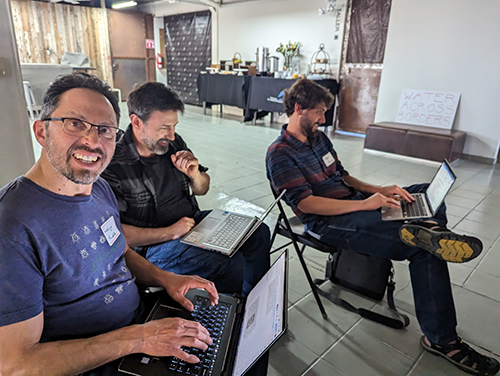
xmin=310 ymin=183 xmax=458 ymax=345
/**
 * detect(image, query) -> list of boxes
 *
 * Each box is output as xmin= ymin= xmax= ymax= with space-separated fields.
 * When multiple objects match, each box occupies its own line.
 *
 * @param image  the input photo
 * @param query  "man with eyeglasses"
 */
xmin=0 ymin=73 xmax=219 ymax=375
xmin=101 ymin=82 xmax=271 ymax=298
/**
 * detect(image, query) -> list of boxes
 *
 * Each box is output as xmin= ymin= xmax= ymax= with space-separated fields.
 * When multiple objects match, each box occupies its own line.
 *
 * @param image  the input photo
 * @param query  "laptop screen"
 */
xmin=232 ymin=252 xmax=287 ymax=376
xmin=427 ymin=162 xmax=456 ymax=213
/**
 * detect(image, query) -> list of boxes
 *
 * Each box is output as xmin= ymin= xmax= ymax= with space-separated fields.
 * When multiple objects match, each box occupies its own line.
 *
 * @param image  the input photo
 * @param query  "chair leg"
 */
xmin=269 ymin=220 xmax=280 ymax=250
xmin=274 ymin=200 xmax=328 ymax=319
xmin=292 ymin=241 xmax=328 ymax=319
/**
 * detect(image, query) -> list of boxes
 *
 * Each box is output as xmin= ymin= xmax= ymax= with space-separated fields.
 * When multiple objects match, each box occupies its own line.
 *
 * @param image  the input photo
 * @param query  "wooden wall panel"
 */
xmin=11 ymin=0 xmax=112 ymax=84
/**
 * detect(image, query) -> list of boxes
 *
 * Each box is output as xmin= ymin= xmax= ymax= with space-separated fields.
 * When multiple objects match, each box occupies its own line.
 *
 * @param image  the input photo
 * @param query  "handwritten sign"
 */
xmin=396 ymin=89 xmax=461 ymax=129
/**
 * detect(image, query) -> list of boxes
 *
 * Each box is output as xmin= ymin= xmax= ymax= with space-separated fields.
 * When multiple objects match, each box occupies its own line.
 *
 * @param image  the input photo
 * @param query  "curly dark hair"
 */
xmin=40 ymin=72 xmax=120 ymax=123
xmin=283 ymin=79 xmax=334 ymax=117
xmin=127 ymin=82 xmax=185 ymax=122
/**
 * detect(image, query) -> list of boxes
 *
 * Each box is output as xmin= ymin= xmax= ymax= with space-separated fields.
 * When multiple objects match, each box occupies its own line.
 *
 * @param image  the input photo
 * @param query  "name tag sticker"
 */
xmin=101 ymin=216 xmax=120 ymax=246
xmin=322 ymin=152 xmax=335 ymax=167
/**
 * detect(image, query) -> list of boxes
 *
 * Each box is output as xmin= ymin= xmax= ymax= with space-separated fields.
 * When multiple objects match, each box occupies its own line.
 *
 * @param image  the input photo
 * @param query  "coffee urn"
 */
xmin=268 ymin=56 xmax=279 ymax=74
xmin=256 ymin=46 xmax=269 ymax=75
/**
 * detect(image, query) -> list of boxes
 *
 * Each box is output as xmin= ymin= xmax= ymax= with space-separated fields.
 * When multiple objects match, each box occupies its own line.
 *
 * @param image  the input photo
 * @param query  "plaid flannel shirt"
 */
xmin=266 ymin=125 xmax=354 ymax=227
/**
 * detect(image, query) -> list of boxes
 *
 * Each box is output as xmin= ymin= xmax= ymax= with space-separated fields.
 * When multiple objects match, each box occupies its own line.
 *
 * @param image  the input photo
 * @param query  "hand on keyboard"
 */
xmin=138 ymin=316 xmax=213 ymax=363
xmin=365 ymin=192 xmax=401 ymax=210
xmin=170 ymin=297 xmax=231 ymax=375
xmin=379 ymin=185 xmax=414 ymax=203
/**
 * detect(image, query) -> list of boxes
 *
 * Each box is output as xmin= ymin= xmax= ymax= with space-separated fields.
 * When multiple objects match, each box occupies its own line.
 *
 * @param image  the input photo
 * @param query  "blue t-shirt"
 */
xmin=0 ymin=177 xmax=140 ymax=342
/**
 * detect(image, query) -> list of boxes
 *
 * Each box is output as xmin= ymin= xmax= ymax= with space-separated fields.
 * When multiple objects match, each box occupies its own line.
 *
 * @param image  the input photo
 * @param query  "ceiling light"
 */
xmin=112 ymin=0 xmax=137 ymax=9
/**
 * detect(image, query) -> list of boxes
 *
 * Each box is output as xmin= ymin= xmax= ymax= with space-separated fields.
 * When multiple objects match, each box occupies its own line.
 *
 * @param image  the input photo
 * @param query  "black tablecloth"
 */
xmin=197 ymin=74 xmax=339 ymax=125
xmin=197 ymin=73 xmax=251 ymax=109
xmin=245 ymin=77 xmax=339 ymax=125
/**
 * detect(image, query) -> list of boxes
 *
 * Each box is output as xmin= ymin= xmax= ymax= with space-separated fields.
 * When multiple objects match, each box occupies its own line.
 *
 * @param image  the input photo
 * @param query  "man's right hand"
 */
xmin=363 ymin=192 xmax=400 ymax=210
xmin=137 ymin=317 xmax=212 ymax=363
xmin=170 ymin=217 xmax=196 ymax=239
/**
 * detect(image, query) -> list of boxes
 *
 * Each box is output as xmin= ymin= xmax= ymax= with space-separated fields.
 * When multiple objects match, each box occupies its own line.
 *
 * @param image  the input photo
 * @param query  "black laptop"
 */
xmin=118 ymin=250 xmax=288 ymax=376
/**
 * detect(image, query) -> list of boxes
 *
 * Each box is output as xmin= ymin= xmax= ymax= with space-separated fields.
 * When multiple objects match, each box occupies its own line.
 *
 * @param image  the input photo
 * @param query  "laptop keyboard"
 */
xmin=402 ymin=195 xmax=427 ymax=217
xmin=168 ymin=296 xmax=231 ymax=375
xmin=204 ymin=214 xmax=253 ymax=250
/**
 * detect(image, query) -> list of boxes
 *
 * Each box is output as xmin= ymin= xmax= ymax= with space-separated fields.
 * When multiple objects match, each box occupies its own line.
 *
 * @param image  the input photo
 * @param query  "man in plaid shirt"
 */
xmin=266 ymin=79 xmax=498 ymax=376
xmin=102 ymin=82 xmax=270 ymax=297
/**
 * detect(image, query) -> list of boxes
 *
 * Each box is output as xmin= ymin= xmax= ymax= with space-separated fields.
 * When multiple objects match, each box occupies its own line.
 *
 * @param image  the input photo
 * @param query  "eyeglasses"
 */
xmin=42 ymin=117 xmax=124 ymax=142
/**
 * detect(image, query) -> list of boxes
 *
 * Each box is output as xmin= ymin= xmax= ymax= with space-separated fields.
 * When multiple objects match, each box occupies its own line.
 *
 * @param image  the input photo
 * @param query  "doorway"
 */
xmin=109 ymin=10 xmax=155 ymax=101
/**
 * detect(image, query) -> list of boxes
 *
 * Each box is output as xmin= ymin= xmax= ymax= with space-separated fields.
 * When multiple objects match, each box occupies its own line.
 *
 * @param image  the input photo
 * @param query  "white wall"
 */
xmin=375 ymin=0 xmax=500 ymax=162
xmin=218 ymin=0 xmax=346 ymax=76
xmin=0 ymin=0 xmax=35 ymax=186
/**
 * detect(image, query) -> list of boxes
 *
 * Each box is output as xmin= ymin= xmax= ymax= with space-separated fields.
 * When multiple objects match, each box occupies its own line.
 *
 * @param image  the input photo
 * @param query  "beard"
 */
xmin=299 ymin=117 xmax=320 ymax=139
xmin=140 ymin=134 xmax=171 ymax=155
xmin=45 ymin=135 xmax=107 ymax=185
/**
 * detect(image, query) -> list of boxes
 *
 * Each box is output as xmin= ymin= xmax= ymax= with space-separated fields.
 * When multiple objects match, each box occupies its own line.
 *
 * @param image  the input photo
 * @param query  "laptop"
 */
xmin=181 ymin=190 xmax=286 ymax=257
xmin=118 ymin=250 xmax=288 ymax=376
xmin=381 ymin=159 xmax=457 ymax=221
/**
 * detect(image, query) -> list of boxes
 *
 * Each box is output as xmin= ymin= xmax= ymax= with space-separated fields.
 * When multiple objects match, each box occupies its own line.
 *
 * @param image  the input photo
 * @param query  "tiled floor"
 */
xmin=144 ymin=104 xmax=500 ymax=376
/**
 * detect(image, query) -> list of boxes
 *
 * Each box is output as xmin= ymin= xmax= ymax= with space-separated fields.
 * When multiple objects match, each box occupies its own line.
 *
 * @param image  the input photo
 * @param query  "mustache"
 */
xmin=157 ymin=138 xmax=176 ymax=152
xmin=68 ymin=144 xmax=105 ymax=159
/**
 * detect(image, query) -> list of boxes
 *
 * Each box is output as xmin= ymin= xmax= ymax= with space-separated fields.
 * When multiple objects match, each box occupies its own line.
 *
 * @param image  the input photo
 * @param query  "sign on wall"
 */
xmin=396 ymin=89 xmax=460 ymax=129
xmin=146 ymin=39 xmax=155 ymax=49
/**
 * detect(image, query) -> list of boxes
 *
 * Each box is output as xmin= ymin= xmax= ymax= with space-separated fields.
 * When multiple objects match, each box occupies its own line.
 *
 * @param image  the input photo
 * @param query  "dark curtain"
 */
xmin=164 ymin=11 xmax=211 ymax=105
xmin=346 ymin=0 xmax=392 ymax=64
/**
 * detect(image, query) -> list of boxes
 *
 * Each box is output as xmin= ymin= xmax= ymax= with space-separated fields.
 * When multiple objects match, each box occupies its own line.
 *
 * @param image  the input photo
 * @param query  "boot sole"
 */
xmin=400 ymin=225 xmax=482 ymax=263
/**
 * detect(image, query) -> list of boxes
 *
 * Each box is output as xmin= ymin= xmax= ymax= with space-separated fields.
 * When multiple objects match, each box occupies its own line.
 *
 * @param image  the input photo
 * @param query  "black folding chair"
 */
xmin=269 ymin=185 xmax=349 ymax=319
xmin=269 ymin=185 xmax=410 ymax=328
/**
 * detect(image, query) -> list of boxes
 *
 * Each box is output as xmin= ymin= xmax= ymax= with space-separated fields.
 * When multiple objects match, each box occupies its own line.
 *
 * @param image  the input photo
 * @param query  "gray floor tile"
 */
xmin=268 ymin=332 xmax=319 ymax=376
xmin=447 ymin=263 xmax=474 ymax=286
xmin=303 ymin=359 xmax=346 ymax=376
xmin=463 ymin=269 xmax=500 ymax=304
xmin=453 ymin=219 xmax=500 ymax=242
xmin=288 ymin=258 xmax=325 ymax=297
xmin=150 ymin=105 xmax=500 ymax=376
xmin=321 ymin=328 xmax=416 ymax=376
xmin=445 ymin=204 xmax=472 ymax=219
xmin=452 ymin=285 xmax=500 ymax=355
xmin=229 ymin=187 xmax=268 ymax=202
xmin=445 ymin=195 xmax=482 ymax=210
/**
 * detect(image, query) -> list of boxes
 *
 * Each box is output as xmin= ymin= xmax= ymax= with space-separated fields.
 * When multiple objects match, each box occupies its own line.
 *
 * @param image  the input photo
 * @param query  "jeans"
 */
xmin=145 ymin=210 xmax=271 ymax=296
xmin=310 ymin=183 xmax=458 ymax=345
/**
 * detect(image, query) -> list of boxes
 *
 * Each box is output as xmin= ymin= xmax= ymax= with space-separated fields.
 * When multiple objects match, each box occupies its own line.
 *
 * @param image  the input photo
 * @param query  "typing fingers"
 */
xmin=385 ymin=196 xmax=401 ymax=209
xmin=399 ymin=188 xmax=414 ymax=202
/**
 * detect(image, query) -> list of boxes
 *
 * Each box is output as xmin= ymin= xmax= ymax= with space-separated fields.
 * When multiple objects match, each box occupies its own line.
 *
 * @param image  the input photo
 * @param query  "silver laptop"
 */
xmin=382 ymin=160 xmax=457 ymax=221
xmin=118 ymin=250 xmax=289 ymax=376
xmin=181 ymin=190 xmax=286 ymax=257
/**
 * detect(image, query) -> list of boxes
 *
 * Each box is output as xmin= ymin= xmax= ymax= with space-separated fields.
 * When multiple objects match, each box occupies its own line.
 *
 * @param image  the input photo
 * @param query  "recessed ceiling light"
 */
xmin=112 ymin=0 xmax=137 ymax=9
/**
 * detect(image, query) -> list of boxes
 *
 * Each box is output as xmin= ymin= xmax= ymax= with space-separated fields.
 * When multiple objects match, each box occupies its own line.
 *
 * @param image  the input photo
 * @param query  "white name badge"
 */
xmin=101 ymin=216 xmax=120 ymax=246
xmin=322 ymin=152 xmax=335 ymax=167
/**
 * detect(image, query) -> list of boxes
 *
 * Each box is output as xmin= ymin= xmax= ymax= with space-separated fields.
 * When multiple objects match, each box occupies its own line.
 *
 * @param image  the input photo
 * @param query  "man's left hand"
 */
xmin=171 ymin=151 xmax=199 ymax=178
xmin=379 ymin=185 xmax=414 ymax=202
xmin=159 ymin=272 xmax=219 ymax=311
